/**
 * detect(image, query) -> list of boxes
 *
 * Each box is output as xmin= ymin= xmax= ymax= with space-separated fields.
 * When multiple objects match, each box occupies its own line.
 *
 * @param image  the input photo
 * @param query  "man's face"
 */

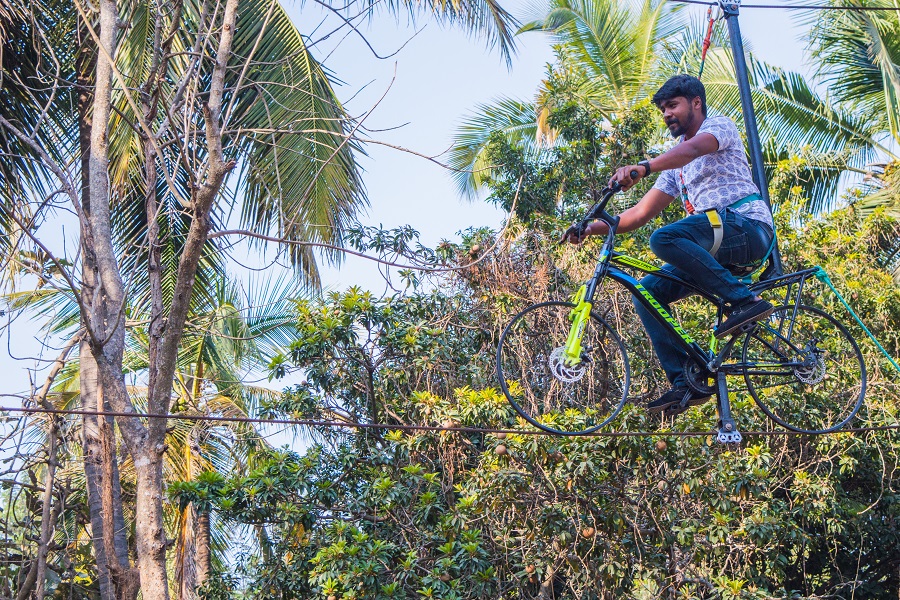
xmin=657 ymin=96 xmax=700 ymax=138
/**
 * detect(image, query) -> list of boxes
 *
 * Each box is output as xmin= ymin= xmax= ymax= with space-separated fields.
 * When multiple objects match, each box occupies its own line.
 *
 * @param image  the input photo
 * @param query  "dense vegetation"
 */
xmin=2 ymin=0 xmax=899 ymax=598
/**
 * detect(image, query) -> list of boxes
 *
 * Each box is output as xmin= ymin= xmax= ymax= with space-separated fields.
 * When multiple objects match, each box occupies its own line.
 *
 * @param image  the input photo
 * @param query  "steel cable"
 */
xmin=2 ymin=405 xmax=897 ymax=438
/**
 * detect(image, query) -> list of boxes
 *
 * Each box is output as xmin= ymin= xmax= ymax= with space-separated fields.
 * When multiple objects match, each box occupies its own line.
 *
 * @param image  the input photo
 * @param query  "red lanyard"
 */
xmin=679 ymin=170 xmax=696 ymax=215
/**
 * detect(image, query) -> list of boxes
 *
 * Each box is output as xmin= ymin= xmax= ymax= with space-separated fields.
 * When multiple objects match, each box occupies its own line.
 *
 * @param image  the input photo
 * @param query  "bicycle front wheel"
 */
xmin=742 ymin=304 xmax=866 ymax=434
xmin=496 ymin=301 xmax=630 ymax=435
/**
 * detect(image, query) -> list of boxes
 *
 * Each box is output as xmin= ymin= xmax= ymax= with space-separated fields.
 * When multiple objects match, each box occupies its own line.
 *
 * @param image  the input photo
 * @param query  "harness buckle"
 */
xmin=705 ymin=209 xmax=724 ymax=257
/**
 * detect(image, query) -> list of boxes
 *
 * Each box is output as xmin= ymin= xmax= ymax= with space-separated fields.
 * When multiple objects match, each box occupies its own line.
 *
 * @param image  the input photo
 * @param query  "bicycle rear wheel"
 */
xmin=496 ymin=301 xmax=630 ymax=435
xmin=742 ymin=304 xmax=865 ymax=434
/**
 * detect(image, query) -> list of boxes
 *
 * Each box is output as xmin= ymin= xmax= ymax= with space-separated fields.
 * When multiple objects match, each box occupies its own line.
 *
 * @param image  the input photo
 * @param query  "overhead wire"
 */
xmin=671 ymin=0 xmax=900 ymax=9
xmin=2 ymin=405 xmax=897 ymax=438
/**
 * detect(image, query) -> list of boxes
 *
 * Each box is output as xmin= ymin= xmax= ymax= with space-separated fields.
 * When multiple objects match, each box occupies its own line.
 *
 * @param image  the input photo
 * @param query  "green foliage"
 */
xmin=169 ymin=471 xmax=226 ymax=513
xmin=264 ymin=287 xmax=494 ymax=426
xmin=481 ymin=102 xmax=658 ymax=226
xmin=189 ymin=190 xmax=900 ymax=598
xmin=198 ymin=572 xmax=239 ymax=600
xmin=203 ymin=381 xmax=900 ymax=598
xmin=806 ymin=0 xmax=900 ymax=143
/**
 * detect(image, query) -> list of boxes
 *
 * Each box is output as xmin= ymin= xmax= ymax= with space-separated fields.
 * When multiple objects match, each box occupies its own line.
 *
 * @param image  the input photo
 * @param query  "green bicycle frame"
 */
xmin=562 ymin=244 xmax=826 ymax=373
xmin=563 ymin=248 xmax=720 ymax=370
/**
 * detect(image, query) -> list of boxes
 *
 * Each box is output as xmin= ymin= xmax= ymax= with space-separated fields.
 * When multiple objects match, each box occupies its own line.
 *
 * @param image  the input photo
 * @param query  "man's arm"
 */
xmin=567 ymin=188 xmax=675 ymax=242
xmin=611 ymin=132 xmax=719 ymax=190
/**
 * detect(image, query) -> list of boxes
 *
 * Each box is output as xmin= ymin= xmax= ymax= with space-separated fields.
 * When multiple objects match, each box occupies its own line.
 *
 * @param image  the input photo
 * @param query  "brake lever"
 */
xmin=559 ymin=221 xmax=589 ymax=245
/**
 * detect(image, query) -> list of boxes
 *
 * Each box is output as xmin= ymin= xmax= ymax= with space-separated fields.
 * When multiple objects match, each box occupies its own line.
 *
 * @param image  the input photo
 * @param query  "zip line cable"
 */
xmin=2 ymin=405 xmax=898 ymax=438
xmin=672 ymin=0 xmax=900 ymax=9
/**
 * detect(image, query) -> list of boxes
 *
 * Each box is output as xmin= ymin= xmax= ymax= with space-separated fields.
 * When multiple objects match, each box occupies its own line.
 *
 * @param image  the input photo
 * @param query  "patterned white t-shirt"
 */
xmin=651 ymin=115 xmax=773 ymax=228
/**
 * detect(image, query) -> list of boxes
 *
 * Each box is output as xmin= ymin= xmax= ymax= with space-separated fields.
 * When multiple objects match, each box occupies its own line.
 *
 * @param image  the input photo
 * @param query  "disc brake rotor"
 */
xmin=549 ymin=347 xmax=587 ymax=383
xmin=794 ymin=344 xmax=826 ymax=384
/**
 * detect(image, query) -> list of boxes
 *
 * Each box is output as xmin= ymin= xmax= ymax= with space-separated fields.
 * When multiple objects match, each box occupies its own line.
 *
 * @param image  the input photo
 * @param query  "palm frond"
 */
xmin=806 ymin=0 xmax=900 ymax=143
xmin=448 ymin=98 xmax=540 ymax=199
xmin=656 ymin=10 xmax=732 ymax=76
xmin=520 ymin=0 xmax=684 ymax=114
xmin=230 ymin=0 xmax=365 ymax=285
xmin=702 ymin=50 xmax=892 ymax=213
xmin=3 ymin=287 xmax=82 ymax=335
xmin=357 ymin=0 xmax=519 ymax=63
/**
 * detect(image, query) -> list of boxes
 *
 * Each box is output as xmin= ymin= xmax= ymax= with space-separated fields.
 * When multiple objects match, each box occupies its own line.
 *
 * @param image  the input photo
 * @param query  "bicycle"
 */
xmin=495 ymin=181 xmax=866 ymax=442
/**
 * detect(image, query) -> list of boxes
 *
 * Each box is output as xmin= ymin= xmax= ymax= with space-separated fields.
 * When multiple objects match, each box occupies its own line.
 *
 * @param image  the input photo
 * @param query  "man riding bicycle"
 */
xmin=565 ymin=74 xmax=775 ymax=415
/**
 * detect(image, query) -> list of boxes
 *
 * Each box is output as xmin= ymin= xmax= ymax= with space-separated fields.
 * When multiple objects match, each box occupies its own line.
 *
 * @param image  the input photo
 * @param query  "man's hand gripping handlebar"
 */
xmin=560 ymin=171 xmax=638 ymax=244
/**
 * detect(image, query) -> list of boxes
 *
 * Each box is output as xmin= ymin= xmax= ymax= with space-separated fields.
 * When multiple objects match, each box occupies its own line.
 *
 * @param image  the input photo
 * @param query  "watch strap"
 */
xmin=638 ymin=159 xmax=652 ymax=177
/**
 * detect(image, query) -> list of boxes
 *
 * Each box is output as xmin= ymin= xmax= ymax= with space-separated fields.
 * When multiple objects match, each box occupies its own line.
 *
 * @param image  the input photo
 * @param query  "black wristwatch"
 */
xmin=638 ymin=159 xmax=652 ymax=177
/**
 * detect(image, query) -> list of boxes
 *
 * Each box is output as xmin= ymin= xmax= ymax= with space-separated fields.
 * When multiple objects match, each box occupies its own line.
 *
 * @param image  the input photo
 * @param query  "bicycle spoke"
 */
xmin=742 ymin=305 xmax=865 ymax=433
xmin=497 ymin=301 xmax=630 ymax=435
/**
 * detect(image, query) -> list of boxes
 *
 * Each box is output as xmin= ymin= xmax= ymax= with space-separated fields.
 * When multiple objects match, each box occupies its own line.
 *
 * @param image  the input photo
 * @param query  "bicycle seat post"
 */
xmin=715 ymin=371 xmax=742 ymax=444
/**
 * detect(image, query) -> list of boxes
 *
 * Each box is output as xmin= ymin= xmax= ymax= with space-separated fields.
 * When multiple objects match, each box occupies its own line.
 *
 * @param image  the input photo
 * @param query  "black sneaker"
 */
xmin=714 ymin=299 xmax=774 ymax=339
xmin=647 ymin=387 xmax=712 ymax=414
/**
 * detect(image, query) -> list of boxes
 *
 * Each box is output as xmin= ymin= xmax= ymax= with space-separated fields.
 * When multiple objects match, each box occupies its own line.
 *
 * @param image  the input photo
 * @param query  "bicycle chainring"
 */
xmin=683 ymin=359 xmax=717 ymax=396
xmin=549 ymin=347 xmax=587 ymax=383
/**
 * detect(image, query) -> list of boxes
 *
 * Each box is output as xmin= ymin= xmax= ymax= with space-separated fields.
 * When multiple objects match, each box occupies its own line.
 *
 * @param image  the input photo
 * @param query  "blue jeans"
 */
xmin=633 ymin=209 xmax=774 ymax=387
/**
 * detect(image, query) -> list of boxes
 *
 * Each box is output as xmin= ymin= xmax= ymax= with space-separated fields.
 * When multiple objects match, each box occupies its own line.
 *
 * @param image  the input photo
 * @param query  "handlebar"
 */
xmin=565 ymin=170 xmax=639 ymax=241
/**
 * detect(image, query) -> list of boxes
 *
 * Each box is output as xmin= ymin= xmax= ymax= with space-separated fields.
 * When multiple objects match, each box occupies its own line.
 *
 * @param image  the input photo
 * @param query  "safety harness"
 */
xmin=706 ymin=193 xmax=760 ymax=256
xmin=705 ymin=193 xmax=778 ymax=282
xmin=680 ymin=167 xmax=776 ymax=281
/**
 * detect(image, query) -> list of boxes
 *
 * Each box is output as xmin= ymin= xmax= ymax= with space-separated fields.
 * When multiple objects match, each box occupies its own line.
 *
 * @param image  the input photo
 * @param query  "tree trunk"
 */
xmin=195 ymin=509 xmax=211 ymax=591
xmin=81 ymin=347 xmax=120 ymax=600
xmin=31 ymin=428 xmax=57 ymax=600
xmin=174 ymin=506 xmax=197 ymax=600
xmin=78 ymin=41 xmax=130 ymax=600
xmin=82 ymin=344 xmax=137 ymax=600
xmin=16 ymin=425 xmax=58 ymax=600
xmin=130 ymin=450 xmax=169 ymax=600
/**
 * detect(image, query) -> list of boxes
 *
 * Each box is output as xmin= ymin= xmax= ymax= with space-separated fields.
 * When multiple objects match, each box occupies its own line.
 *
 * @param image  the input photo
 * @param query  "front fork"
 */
xmin=563 ymin=285 xmax=592 ymax=367
xmin=563 ymin=243 xmax=614 ymax=366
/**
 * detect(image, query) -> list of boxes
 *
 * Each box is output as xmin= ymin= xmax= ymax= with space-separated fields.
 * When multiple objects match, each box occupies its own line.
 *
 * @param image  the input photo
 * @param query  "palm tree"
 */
xmin=450 ymin=0 xmax=896 ymax=215
xmin=5 ymin=272 xmax=301 ymax=598
xmin=799 ymin=0 xmax=900 ymax=271
xmin=449 ymin=0 xmax=685 ymax=198
xmin=805 ymin=0 xmax=900 ymax=146
xmin=697 ymin=48 xmax=896 ymax=214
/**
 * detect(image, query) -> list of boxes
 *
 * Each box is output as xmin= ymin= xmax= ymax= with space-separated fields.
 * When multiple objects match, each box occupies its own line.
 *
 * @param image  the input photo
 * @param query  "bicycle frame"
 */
xmin=563 ymin=223 xmax=825 ymax=375
xmin=557 ymin=184 xmax=847 ymax=439
xmin=563 ymin=224 xmax=727 ymax=371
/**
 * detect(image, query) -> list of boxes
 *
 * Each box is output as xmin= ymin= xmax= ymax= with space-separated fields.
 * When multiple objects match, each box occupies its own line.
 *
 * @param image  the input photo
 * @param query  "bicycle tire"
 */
xmin=742 ymin=304 xmax=866 ymax=434
xmin=496 ymin=301 xmax=630 ymax=435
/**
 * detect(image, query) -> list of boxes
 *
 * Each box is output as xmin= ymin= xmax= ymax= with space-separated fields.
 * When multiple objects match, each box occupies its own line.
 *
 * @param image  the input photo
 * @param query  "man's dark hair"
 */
xmin=652 ymin=75 xmax=707 ymax=116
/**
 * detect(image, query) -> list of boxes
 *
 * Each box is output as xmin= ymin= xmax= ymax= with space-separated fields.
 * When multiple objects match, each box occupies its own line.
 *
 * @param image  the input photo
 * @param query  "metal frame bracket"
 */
xmin=718 ymin=0 xmax=741 ymax=16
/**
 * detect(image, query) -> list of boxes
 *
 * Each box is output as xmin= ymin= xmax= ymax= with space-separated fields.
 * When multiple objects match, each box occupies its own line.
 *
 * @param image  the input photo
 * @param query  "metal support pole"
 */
xmin=715 ymin=371 xmax=742 ymax=444
xmin=719 ymin=0 xmax=783 ymax=276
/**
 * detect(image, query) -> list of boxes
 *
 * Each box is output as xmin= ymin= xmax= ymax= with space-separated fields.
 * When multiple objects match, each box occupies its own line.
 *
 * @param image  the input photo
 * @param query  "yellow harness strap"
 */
xmin=705 ymin=209 xmax=723 ymax=257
